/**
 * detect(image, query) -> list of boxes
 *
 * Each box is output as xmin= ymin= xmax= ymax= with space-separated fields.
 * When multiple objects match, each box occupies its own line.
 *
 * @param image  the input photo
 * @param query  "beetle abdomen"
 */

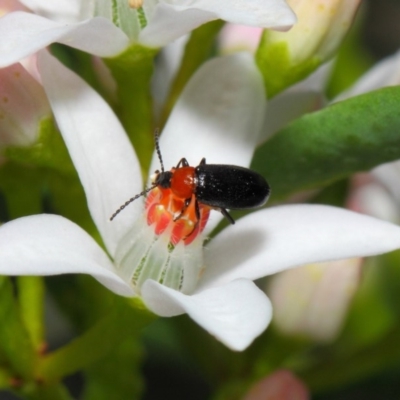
xmin=195 ymin=164 xmax=270 ymax=209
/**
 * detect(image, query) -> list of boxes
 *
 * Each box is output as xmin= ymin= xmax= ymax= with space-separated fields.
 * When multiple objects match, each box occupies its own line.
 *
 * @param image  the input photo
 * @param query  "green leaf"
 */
xmin=0 ymin=277 xmax=37 ymax=379
xmin=252 ymin=87 xmax=400 ymax=201
xmin=105 ymin=44 xmax=158 ymax=172
xmin=17 ymin=277 xmax=45 ymax=351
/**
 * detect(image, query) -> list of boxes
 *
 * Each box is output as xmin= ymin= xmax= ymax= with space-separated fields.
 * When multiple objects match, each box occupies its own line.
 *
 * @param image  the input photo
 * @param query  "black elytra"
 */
xmin=110 ymin=131 xmax=271 ymax=226
xmin=195 ymin=159 xmax=270 ymax=212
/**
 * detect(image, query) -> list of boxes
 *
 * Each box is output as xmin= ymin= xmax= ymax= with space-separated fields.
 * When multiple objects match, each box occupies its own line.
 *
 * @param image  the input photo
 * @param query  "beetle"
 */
xmin=110 ymin=133 xmax=270 ymax=235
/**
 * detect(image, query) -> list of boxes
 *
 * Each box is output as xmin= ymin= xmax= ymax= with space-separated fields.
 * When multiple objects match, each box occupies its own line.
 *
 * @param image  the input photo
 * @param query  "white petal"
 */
xmin=141 ymin=278 xmax=272 ymax=351
xmin=200 ymin=204 xmax=400 ymax=290
xmin=38 ymin=50 xmax=143 ymax=257
xmin=0 ymin=12 xmax=129 ymax=67
xmin=260 ymin=63 xmax=331 ymax=142
xmin=150 ymin=53 xmax=266 ymax=231
xmin=18 ymin=0 xmax=82 ymax=22
xmin=0 ymin=214 xmax=134 ymax=296
xmin=334 ymin=49 xmax=400 ymax=102
xmin=140 ymin=0 xmax=296 ymax=47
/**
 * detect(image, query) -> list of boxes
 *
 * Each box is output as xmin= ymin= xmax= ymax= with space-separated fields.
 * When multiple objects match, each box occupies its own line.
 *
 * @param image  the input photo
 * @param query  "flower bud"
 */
xmin=243 ymin=370 xmax=309 ymax=400
xmin=257 ymin=0 xmax=361 ymax=97
xmin=268 ymin=258 xmax=362 ymax=342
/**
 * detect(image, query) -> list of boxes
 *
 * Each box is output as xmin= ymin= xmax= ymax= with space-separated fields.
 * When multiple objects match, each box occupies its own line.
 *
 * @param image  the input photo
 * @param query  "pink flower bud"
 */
xmin=243 ymin=370 xmax=309 ymax=400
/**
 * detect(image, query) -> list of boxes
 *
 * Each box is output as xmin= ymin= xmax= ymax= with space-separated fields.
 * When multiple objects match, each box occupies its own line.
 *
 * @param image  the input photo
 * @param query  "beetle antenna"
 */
xmin=109 ymin=184 xmax=156 ymax=221
xmin=110 ymin=129 xmax=164 ymax=222
xmin=154 ymin=128 xmax=165 ymax=173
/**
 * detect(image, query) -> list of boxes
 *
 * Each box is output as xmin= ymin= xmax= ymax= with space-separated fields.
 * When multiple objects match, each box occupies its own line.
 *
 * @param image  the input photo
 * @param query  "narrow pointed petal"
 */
xmin=38 ymin=50 xmax=142 ymax=257
xmin=142 ymin=278 xmax=272 ymax=351
xmin=140 ymin=0 xmax=296 ymax=47
xmin=0 ymin=215 xmax=134 ymax=296
xmin=200 ymin=204 xmax=400 ymax=290
xmin=0 ymin=12 xmax=129 ymax=67
xmin=150 ymin=53 xmax=266 ymax=230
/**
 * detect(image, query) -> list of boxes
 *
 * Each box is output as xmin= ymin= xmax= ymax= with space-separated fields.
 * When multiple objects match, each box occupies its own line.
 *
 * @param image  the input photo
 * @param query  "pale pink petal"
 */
xmin=200 ymin=204 xmax=400 ymax=290
xmin=0 ymin=0 xmax=29 ymax=14
xmin=0 ymin=214 xmax=134 ymax=296
xmin=243 ymin=370 xmax=309 ymax=400
xmin=38 ymin=50 xmax=142 ymax=257
xmin=219 ymin=24 xmax=263 ymax=54
xmin=141 ymin=278 xmax=272 ymax=351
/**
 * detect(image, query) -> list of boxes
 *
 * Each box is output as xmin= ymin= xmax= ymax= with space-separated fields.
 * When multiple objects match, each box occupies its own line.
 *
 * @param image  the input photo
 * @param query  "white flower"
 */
xmin=2 ymin=51 xmax=400 ymax=351
xmin=0 ymin=0 xmax=296 ymax=68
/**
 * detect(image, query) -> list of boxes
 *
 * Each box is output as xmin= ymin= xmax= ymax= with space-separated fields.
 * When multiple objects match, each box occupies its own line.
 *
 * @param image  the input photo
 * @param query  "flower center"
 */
xmin=114 ymin=187 xmax=211 ymax=295
xmin=145 ymin=186 xmax=210 ymax=246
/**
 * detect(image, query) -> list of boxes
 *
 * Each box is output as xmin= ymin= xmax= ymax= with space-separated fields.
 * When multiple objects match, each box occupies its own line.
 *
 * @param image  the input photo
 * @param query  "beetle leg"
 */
xmin=193 ymin=198 xmax=200 ymax=232
xmin=174 ymin=197 xmax=191 ymax=221
xmin=199 ymin=158 xmax=206 ymax=165
xmin=220 ymin=208 xmax=235 ymax=225
xmin=176 ymin=158 xmax=189 ymax=168
xmin=184 ymin=199 xmax=200 ymax=240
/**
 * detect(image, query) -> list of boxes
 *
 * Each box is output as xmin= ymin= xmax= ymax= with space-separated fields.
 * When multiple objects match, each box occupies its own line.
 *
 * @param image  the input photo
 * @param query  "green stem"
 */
xmin=0 ymin=277 xmax=37 ymax=379
xmin=17 ymin=277 xmax=45 ymax=351
xmin=105 ymin=44 xmax=158 ymax=172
